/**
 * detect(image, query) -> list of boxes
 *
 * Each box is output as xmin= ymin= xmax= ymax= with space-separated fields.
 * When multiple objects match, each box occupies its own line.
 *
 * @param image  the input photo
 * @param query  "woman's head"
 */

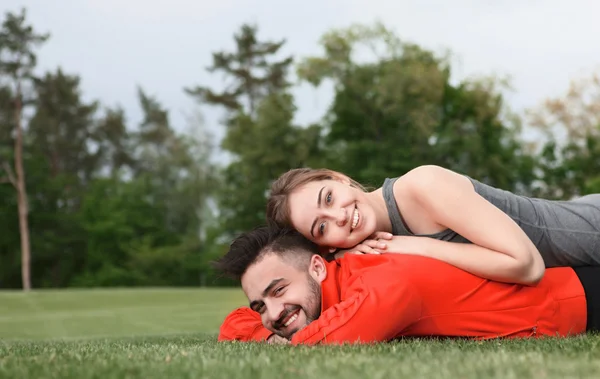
xmin=266 ymin=168 xmax=378 ymax=249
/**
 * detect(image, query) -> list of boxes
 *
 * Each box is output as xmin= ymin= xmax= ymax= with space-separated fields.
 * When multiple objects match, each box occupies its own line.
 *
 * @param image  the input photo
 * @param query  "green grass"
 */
xmin=2 ymin=288 xmax=600 ymax=378
xmin=0 ymin=288 xmax=245 ymax=340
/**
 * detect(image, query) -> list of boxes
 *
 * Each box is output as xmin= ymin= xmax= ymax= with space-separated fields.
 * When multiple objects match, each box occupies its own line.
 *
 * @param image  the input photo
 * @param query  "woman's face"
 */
xmin=287 ymin=179 xmax=378 ymax=249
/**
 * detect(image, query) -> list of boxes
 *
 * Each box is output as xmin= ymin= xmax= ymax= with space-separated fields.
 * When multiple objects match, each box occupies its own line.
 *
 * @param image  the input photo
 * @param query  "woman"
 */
xmin=266 ymin=164 xmax=600 ymax=285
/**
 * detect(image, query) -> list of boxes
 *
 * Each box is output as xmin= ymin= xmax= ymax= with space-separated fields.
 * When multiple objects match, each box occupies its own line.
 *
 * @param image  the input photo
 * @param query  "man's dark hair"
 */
xmin=213 ymin=225 xmax=320 ymax=281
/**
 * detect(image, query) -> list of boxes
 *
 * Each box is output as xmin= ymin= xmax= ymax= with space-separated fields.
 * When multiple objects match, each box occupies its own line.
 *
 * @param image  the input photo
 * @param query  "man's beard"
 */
xmin=305 ymin=274 xmax=322 ymax=322
xmin=273 ymin=275 xmax=322 ymax=339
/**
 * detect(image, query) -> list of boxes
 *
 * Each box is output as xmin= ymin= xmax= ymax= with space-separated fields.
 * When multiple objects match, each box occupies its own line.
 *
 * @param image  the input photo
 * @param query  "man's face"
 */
xmin=241 ymin=252 xmax=326 ymax=339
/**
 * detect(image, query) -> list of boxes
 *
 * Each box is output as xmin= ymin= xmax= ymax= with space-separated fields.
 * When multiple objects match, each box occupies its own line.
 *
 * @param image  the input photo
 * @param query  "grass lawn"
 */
xmin=2 ymin=288 xmax=600 ymax=378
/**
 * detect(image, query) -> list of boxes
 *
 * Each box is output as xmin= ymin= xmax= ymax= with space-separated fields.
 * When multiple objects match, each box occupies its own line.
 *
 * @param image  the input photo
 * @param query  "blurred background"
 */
xmin=1 ymin=0 xmax=600 ymax=292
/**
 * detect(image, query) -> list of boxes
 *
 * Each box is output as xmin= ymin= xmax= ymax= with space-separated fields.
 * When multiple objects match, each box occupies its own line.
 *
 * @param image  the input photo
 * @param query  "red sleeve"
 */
xmin=290 ymin=269 xmax=422 ymax=345
xmin=218 ymin=307 xmax=273 ymax=342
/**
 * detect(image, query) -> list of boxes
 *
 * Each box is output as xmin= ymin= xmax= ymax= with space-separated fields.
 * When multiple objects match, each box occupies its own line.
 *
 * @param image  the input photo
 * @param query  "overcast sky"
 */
xmin=3 ymin=0 xmax=600 ymax=145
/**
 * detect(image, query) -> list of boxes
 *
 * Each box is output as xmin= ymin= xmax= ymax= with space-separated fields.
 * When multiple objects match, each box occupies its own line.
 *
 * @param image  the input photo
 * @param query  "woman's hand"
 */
xmin=369 ymin=231 xmax=393 ymax=241
xmin=377 ymin=235 xmax=428 ymax=256
xmin=333 ymin=231 xmax=394 ymax=258
xmin=267 ymin=334 xmax=290 ymax=344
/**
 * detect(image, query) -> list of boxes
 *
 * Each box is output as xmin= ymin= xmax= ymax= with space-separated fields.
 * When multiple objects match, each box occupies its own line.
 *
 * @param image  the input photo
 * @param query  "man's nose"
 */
xmin=266 ymin=301 xmax=284 ymax=324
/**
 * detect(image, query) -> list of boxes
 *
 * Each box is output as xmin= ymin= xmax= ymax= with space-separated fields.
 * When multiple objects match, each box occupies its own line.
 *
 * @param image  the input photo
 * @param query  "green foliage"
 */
xmin=185 ymin=23 xmax=293 ymax=116
xmin=0 ymin=11 xmax=598 ymax=288
xmin=432 ymin=78 xmax=538 ymax=192
xmin=297 ymin=23 xmax=537 ymax=191
xmin=0 ymin=10 xmax=217 ymax=287
xmin=0 ymin=7 xmax=49 ymax=83
xmin=535 ymin=132 xmax=600 ymax=199
xmin=215 ymin=92 xmax=323 ymax=236
xmin=0 ymin=8 xmax=51 ymax=290
xmin=188 ymin=24 xmax=323 ymax=238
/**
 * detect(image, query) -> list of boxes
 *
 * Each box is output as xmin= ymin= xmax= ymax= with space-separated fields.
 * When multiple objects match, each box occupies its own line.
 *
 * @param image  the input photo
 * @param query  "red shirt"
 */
xmin=219 ymin=254 xmax=587 ymax=344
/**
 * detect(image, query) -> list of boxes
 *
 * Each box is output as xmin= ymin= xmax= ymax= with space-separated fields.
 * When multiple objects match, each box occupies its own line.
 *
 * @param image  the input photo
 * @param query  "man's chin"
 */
xmin=272 ymin=325 xmax=308 ymax=340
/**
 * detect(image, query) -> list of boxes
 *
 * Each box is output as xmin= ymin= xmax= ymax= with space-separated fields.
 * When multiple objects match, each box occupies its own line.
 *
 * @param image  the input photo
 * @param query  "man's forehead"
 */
xmin=242 ymin=254 xmax=296 ymax=294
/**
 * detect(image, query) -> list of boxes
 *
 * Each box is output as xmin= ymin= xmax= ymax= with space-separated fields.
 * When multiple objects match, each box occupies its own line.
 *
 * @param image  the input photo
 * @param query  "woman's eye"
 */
xmin=319 ymin=222 xmax=325 ymax=235
xmin=326 ymin=192 xmax=332 ymax=204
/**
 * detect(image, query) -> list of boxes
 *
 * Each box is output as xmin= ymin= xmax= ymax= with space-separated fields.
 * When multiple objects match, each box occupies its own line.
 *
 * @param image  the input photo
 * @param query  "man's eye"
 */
xmin=274 ymin=287 xmax=284 ymax=295
xmin=319 ymin=223 xmax=325 ymax=235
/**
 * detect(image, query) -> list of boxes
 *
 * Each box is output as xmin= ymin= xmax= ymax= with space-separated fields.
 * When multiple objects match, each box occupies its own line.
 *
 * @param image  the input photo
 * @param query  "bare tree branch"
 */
xmin=1 ymin=161 xmax=17 ymax=188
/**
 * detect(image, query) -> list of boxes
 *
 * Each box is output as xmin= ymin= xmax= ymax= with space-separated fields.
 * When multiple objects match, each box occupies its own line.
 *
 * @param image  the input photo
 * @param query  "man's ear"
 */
xmin=309 ymin=254 xmax=327 ymax=283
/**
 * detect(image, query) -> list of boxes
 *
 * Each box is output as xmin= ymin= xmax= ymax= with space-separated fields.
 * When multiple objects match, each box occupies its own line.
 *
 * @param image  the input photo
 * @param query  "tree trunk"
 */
xmin=14 ymin=81 xmax=32 ymax=291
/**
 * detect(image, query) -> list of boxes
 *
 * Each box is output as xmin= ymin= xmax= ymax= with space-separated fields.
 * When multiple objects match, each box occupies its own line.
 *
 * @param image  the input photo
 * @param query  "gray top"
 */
xmin=382 ymin=176 xmax=600 ymax=267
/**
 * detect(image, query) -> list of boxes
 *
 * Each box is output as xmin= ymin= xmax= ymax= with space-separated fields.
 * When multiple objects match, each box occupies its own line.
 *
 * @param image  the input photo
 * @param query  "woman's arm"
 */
xmin=392 ymin=165 xmax=545 ymax=285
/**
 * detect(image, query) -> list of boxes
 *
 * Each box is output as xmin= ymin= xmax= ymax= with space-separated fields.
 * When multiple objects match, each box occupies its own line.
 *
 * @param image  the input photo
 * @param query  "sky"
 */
xmin=3 ymin=0 xmax=600 ymax=147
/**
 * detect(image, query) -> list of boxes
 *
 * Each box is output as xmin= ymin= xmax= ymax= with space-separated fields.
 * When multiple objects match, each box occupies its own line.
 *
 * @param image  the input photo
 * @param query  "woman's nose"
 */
xmin=335 ymin=207 xmax=347 ymax=226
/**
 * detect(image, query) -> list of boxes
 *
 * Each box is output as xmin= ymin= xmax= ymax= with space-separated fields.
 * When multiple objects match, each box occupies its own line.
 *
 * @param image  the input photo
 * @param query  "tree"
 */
xmin=528 ymin=70 xmax=600 ymax=143
xmin=93 ymin=105 xmax=136 ymax=178
xmin=527 ymin=69 xmax=600 ymax=199
xmin=217 ymin=92 xmax=322 ymax=235
xmin=297 ymin=22 xmax=451 ymax=186
xmin=297 ymin=22 xmax=537 ymax=192
xmin=187 ymin=23 xmax=321 ymax=237
xmin=28 ymin=69 xmax=99 ymax=193
xmin=0 ymin=8 xmax=49 ymax=290
xmin=431 ymin=76 xmax=538 ymax=192
xmin=73 ymin=89 xmax=217 ymax=287
xmin=185 ymin=23 xmax=293 ymax=118
xmin=134 ymin=87 xmax=216 ymax=236
xmin=24 ymin=68 xmax=102 ymax=287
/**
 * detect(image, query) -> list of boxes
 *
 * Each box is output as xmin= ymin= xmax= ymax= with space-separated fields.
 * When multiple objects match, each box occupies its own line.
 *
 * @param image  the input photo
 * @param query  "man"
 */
xmin=215 ymin=226 xmax=600 ymax=345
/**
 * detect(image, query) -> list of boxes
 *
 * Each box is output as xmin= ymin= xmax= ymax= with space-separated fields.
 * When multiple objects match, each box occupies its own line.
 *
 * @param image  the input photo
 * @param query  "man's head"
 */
xmin=214 ymin=226 xmax=328 ymax=339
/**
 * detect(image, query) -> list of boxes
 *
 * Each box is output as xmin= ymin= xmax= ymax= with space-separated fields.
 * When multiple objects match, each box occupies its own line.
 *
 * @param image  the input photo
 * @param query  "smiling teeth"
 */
xmin=351 ymin=208 xmax=359 ymax=229
xmin=284 ymin=313 xmax=298 ymax=327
